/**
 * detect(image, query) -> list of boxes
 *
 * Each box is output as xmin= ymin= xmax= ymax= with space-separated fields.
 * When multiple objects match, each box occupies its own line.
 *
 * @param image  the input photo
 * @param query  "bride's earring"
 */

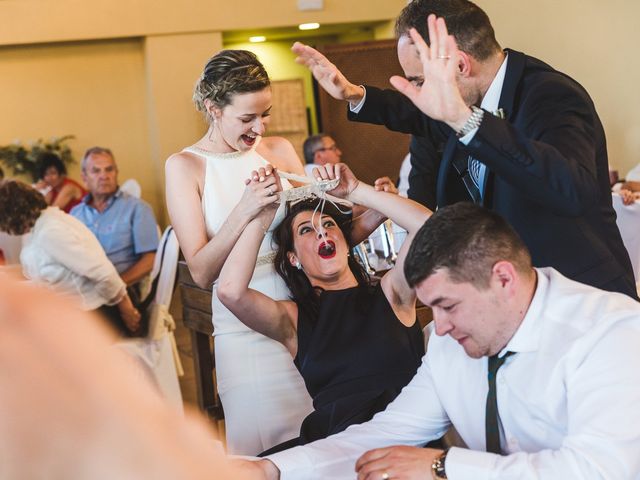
xmin=295 ymin=260 xmax=302 ymax=270
xmin=207 ymin=107 xmax=220 ymax=143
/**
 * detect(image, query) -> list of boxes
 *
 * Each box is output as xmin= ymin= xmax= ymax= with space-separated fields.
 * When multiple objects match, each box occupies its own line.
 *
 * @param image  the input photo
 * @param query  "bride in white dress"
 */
xmin=165 ymin=50 xmax=314 ymax=455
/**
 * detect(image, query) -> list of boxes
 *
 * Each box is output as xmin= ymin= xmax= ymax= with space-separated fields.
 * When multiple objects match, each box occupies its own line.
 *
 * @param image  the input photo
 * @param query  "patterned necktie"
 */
xmin=468 ymin=156 xmax=483 ymax=192
xmin=485 ymin=351 xmax=515 ymax=454
xmin=452 ymin=108 xmax=505 ymax=204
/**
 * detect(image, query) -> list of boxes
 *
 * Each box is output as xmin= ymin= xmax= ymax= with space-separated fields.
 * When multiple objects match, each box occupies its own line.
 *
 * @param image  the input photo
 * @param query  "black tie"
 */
xmin=485 ymin=351 xmax=515 ymax=454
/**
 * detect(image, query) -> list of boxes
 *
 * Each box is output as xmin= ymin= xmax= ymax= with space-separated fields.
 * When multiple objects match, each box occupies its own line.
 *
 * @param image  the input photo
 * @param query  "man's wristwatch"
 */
xmin=456 ymin=105 xmax=484 ymax=138
xmin=431 ymin=448 xmax=449 ymax=479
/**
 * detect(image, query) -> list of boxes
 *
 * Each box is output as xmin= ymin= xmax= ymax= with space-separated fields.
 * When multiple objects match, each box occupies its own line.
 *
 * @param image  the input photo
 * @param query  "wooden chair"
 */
xmin=177 ymin=262 xmax=224 ymax=426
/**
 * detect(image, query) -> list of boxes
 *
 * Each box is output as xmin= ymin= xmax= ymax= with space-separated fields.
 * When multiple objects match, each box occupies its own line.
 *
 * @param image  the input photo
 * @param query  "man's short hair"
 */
xmin=395 ymin=0 xmax=501 ymax=61
xmin=404 ymin=203 xmax=532 ymax=289
xmin=302 ymin=134 xmax=328 ymax=165
xmin=81 ymin=146 xmax=115 ymax=172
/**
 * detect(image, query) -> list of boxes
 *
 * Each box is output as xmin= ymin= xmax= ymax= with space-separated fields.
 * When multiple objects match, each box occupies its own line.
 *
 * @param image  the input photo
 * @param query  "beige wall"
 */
xmin=0 ymin=38 xmax=152 ymax=200
xmin=478 ymin=0 xmax=640 ymax=175
xmin=0 ymin=33 xmax=222 ymax=225
xmin=0 ymin=0 xmax=405 ymax=46
xmin=143 ymin=32 xmax=223 ymax=223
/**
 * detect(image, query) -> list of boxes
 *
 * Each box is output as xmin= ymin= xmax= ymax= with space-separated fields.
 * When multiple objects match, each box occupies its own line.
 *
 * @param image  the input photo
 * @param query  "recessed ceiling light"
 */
xmin=298 ymin=23 xmax=320 ymax=30
xmin=249 ymin=36 xmax=266 ymax=43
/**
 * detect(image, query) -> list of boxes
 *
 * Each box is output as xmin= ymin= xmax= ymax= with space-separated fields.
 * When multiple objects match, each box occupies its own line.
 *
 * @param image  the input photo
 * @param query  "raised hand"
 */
xmin=389 ymin=15 xmax=472 ymax=131
xmin=291 ymin=42 xmax=364 ymax=105
xmin=311 ymin=163 xmax=360 ymax=200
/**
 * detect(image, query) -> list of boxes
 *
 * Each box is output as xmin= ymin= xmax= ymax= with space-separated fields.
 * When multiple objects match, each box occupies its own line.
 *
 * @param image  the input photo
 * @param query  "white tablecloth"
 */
xmin=612 ymin=193 xmax=640 ymax=281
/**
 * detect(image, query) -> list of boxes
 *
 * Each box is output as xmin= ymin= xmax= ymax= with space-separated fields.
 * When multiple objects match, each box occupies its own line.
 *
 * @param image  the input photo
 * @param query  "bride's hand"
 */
xmin=311 ymin=163 xmax=359 ymax=200
xmin=238 ymin=165 xmax=282 ymax=220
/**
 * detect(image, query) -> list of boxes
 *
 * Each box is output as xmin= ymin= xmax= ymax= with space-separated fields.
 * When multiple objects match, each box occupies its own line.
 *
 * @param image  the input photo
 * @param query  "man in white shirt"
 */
xmin=244 ymin=202 xmax=640 ymax=479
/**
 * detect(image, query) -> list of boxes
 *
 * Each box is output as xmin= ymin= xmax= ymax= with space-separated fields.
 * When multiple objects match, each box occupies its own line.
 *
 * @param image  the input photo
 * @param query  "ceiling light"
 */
xmin=249 ymin=36 xmax=266 ymax=43
xmin=298 ymin=23 xmax=320 ymax=31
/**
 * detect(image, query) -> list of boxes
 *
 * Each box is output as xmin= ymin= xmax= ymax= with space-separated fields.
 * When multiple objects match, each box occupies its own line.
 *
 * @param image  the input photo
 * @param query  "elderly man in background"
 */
xmin=71 ymin=146 xmax=159 ymax=288
xmin=302 ymin=133 xmax=343 ymax=177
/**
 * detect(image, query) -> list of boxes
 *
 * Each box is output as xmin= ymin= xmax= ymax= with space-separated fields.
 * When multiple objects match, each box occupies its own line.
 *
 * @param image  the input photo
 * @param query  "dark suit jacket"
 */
xmin=349 ymin=49 xmax=636 ymax=297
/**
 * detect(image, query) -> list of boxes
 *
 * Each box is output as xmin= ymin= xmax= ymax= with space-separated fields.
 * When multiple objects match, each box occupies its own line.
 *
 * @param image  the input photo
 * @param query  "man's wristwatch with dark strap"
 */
xmin=431 ymin=448 xmax=449 ymax=479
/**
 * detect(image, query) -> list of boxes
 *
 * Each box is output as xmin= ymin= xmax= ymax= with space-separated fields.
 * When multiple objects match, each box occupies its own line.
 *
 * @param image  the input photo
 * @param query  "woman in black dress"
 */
xmin=218 ymin=163 xmax=431 ymax=454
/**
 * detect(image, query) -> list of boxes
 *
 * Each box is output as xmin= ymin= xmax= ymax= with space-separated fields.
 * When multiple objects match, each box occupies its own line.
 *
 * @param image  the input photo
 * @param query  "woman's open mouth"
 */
xmin=318 ymin=241 xmax=336 ymax=259
xmin=241 ymin=134 xmax=257 ymax=146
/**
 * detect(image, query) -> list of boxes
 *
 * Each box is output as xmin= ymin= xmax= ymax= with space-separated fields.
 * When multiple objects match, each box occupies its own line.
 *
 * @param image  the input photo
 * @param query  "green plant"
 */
xmin=0 ymin=135 xmax=76 ymax=181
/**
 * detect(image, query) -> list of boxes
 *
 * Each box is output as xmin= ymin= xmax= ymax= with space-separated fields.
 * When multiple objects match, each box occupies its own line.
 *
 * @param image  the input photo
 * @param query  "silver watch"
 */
xmin=456 ymin=106 xmax=484 ymax=138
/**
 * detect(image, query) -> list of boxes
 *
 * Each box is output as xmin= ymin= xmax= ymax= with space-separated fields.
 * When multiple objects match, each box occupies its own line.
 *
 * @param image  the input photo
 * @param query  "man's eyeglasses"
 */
xmin=315 ymin=144 xmax=339 ymax=153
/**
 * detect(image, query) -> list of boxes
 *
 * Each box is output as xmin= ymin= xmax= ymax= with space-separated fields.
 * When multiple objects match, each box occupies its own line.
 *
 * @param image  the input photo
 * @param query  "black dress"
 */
xmin=260 ymin=283 xmax=424 ymax=455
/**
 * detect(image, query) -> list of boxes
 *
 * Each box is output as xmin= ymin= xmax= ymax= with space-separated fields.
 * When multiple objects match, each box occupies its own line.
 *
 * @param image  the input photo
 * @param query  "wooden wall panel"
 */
xmin=317 ymin=39 xmax=410 ymax=185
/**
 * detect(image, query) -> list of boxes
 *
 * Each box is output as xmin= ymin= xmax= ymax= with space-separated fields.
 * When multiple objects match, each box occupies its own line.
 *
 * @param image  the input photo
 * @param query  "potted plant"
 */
xmin=0 ymin=135 xmax=75 ymax=182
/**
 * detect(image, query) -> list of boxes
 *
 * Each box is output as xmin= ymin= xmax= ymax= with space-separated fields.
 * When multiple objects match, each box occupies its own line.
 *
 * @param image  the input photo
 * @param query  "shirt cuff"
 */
xmin=267 ymin=447 xmax=315 ymax=480
xmin=107 ymin=284 xmax=127 ymax=306
xmin=445 ymin=447 xmax=496 ymax=480
xmin=457 ymin=127 xmax=479 ymax=145
xmin=348 ymin=86 xmax=367 ymax=114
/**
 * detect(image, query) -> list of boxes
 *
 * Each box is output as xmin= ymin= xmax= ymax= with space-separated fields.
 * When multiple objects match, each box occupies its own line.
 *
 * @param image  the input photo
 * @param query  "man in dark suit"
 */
xmin=292 ymin=0 xmax=637 ymax=299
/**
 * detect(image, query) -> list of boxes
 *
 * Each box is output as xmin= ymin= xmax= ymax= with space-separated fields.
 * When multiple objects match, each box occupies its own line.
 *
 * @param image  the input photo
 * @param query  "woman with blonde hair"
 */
xmin=166 ymin=50 xmax=389 ymax=454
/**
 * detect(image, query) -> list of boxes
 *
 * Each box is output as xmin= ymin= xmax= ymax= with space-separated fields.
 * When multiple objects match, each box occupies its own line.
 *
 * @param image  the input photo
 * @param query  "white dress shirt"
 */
xmin=20 ymin=207 xmax=126 ymax=310
xmin=269 ymin=267 xmax=640 ymax=479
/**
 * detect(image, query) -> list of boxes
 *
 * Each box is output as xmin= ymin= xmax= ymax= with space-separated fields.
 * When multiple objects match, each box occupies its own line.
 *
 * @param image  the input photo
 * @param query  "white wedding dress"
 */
xmin=182 ymin=142 xmax=312 ymax=455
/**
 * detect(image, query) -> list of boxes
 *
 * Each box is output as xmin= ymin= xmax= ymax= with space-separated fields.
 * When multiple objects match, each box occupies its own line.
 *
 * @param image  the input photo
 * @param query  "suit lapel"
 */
xmin=436 ymin=134 xmax=460 ymax=207
xmin=437 ymin=49 xmax=528 ymax=208
xmin=480 ymin=49 xmax=527 ymax=207
xmin=498 ymin=49 xmax=526 ymax=122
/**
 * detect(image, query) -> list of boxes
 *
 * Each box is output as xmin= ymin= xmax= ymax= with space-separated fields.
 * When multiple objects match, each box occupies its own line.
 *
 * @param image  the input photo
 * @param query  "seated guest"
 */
xmin=218 ymin=163 xmax=429 ymax=455
xmin=614 ymin=164 xmax=640 ymax=205
xmin=71 ymin=147 xmax=159 ymax=287
xmin=33 ymin=152 xmax=87 ymax=213
xmin=618 ymin=186 xmax=640 ymax=206
xmin=0 ymin=180 xmax=141 ymax=335
xmin=302 ymin=134 xmax=343 ymax=177
xmin=244 ymin=202 xmax=640 ymax=480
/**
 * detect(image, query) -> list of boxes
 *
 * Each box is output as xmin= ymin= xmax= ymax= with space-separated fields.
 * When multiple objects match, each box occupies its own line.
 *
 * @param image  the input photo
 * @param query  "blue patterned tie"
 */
xmin=468 ymin=156 xmax=483 ymax=191
xmin=485 ymin=351 xmax=515 ymax=454
xmin=454 ymin=108 xmax=504 ymax=204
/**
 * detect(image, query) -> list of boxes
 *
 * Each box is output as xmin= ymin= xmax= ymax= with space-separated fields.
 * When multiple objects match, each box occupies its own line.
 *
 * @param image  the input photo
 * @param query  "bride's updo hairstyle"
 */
xmin=193 ymin=50 xmax=270 ymax=122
